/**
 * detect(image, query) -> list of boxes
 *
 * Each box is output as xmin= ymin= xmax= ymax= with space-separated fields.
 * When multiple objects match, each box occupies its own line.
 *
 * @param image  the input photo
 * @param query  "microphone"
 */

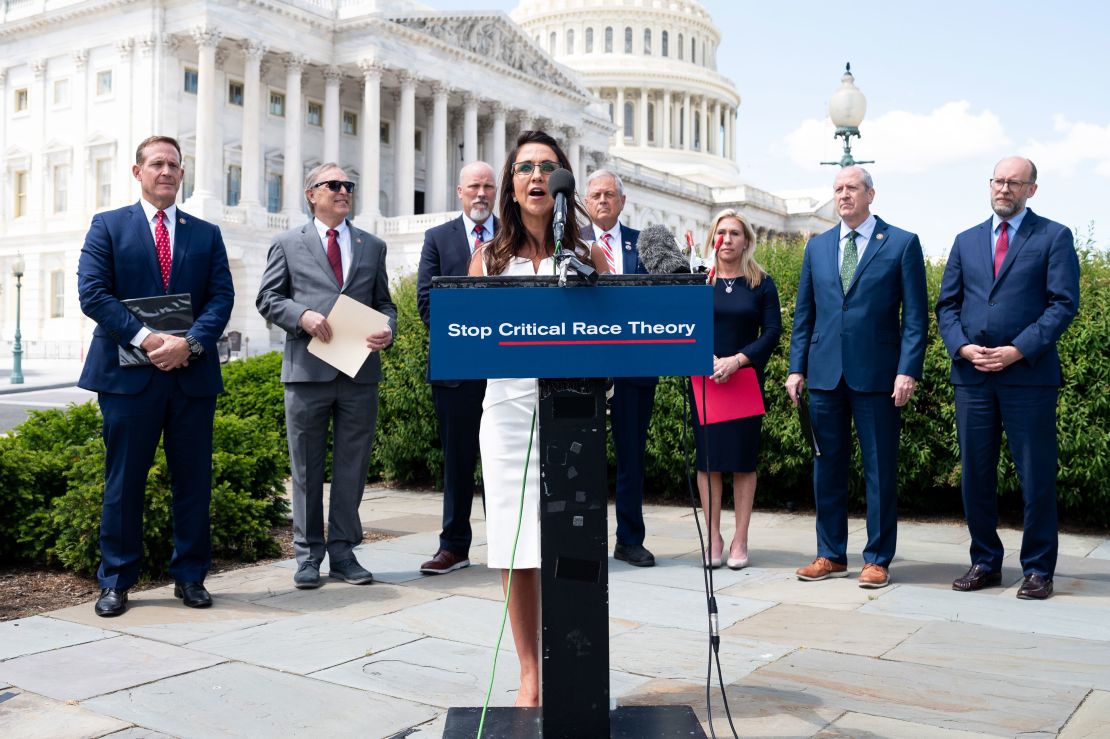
xmin=638 ymin=224 xmax=693 ymax=274
xmin=548 ymin=168 xmax=575 ymax=249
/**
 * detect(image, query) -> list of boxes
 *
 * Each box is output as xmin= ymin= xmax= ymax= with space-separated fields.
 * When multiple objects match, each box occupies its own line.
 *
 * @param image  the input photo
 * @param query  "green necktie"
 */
xmin=840 ymin=230 xmax=859 ymax=293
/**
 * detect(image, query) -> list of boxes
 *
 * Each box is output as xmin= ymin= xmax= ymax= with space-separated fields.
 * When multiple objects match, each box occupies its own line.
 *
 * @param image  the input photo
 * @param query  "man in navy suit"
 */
xmin=582 ymin=168 xmax=656 ymax=567
xmin=416 ymin=161 xmax=497 ymax=575
xmin=78 ymin=136 xmax=234 ymax=616
xmin=936 ymin=156 xmax=1079 ymax=600
xmin=786 ymin=166 xmax=928 ymax=588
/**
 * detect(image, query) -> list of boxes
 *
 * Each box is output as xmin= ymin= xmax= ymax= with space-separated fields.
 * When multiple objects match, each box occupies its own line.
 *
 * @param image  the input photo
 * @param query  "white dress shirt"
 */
xmin=591 ymin=222 xmax=624 ymax=275
xmin=314 ymin=217 xmax=352 ymax=282
xmin=462 ymin=213 xmax=494 ymax=254
xmin=130 ymin=199 xmax=179 ymax=347
xmin=838 ymin=213 xmax=877 ymax=271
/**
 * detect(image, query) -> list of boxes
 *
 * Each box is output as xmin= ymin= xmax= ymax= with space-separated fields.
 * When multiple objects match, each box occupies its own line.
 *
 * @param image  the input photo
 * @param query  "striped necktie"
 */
xmin=599 ymin=233 xmax=616 ymax=272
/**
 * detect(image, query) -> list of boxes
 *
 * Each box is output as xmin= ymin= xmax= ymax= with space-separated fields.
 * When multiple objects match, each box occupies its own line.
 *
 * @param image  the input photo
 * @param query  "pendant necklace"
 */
xmin=722 ymin=278 xmax=736 ymax=294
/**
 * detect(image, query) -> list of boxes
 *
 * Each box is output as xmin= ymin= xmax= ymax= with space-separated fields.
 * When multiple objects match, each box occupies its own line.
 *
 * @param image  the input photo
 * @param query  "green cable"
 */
xmin=476 ymin=399 xmax=539 ymax=739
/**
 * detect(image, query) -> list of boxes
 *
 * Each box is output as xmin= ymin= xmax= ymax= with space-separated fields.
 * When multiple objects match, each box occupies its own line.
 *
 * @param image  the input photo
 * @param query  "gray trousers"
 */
xmin=284 ymin=378 xmax=379 ymax=565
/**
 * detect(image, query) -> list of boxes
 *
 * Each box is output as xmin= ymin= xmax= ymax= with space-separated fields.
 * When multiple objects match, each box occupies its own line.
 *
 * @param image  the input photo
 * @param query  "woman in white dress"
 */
xmin=468 ymin=130 xmax=610 ymax=706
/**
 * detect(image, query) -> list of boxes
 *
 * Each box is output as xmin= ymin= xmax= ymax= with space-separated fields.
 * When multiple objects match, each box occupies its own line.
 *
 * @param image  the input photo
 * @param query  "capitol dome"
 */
xmin=512 ymin=0 xmax=740 ymax=187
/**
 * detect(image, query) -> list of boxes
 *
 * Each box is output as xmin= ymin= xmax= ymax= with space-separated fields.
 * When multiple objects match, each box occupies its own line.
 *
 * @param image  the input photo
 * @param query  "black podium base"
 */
xmin=441 ymin=705 xmax=706 ymax=738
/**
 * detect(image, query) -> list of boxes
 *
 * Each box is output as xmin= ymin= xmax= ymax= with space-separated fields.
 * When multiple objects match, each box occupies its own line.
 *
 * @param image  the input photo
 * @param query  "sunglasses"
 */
xmin=312 ymin=180 xmax=356 ymax=193
xmin=511 ymin=161 xmax=559 ymax=176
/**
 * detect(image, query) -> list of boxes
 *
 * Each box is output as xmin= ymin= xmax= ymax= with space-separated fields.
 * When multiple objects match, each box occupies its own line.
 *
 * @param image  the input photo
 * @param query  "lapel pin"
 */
xmin=179 ymin=217 xmax=186 ymax=225
xmin=356 ymin=237 xmax=363 ymax=244
xmin=624 ymin=241 xmax=632 ymax=251
xmin=875 ymin=233 xmax=883 ymax=240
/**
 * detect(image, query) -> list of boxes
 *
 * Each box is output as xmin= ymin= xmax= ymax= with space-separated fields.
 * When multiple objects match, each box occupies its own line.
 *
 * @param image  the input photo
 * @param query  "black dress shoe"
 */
xmin=952 ymin=564 xmax=1002 ymax=592
xmin=174 ymin=581 xmax=213 ymax=608
xmin=1017 ymin=573 xmax=1053 ymax=600
xmin=94 ymin=588 xmax=128 ymax=617
xmin=614 ymin=543 xmax=656 ymax=567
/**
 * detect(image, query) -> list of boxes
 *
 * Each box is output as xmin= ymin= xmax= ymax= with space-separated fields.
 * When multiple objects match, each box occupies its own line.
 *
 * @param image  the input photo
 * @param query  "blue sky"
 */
xmin=423 ymin=1 xmax=1109 ymax=256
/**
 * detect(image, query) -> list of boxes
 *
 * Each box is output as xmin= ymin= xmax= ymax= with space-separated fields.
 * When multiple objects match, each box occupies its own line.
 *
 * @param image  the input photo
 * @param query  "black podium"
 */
xmin=431 ymin=274 xmax=710 ymax=738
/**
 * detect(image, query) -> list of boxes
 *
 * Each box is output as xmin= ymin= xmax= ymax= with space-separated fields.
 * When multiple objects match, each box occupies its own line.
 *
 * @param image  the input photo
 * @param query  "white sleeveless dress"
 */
xmin=481 ymin=255 xmax=554 ymax=569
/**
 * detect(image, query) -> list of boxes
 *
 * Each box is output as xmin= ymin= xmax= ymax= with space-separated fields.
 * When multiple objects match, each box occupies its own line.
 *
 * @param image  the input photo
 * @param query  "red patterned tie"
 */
xmin=155 ymin=210 xmax=172 ymax=291
xmin=472 ymin=224 xmax=484 ymax=252
xmin=599 ymin=233 xmax=616 ymax=272
xmin=326 ymin=228 xmax=343 ymax=288
xmin=994 ymin=221 xmax=1009 ymax=277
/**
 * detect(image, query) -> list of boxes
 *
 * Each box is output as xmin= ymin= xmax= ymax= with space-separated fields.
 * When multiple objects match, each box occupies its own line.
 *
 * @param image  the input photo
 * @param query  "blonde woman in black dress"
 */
xmin=693 ymin=209 xmax=781 ymax=568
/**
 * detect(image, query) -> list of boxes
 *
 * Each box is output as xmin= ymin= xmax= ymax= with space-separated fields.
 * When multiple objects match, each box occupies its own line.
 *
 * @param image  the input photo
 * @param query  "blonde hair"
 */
xmin=704 ymin=209 xmax=765 ymax=288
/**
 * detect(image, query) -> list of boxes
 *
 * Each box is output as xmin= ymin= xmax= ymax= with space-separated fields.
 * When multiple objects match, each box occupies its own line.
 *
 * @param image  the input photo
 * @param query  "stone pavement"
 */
xmin=2 ymin=488 xmax=1109 ymax=738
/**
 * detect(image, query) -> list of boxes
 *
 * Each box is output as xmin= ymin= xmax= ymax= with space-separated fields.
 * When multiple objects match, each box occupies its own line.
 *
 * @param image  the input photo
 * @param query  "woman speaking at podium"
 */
xmin=467 ymin=130 xmax=609 ymax=706
xmin=693 ymin=210 xmax=781 ymax=570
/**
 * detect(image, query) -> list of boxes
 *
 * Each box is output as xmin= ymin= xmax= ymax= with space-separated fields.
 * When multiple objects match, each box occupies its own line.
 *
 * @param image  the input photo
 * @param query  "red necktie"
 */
xmin=472 ymin=224 xmax=484 ymax=252
xmin=154 ymin=210 xmax=171 ymax=291
xmin=326 ymin=228 xmax=343 ymax=288
xmin=599 ymin=233 xmax=616 ymax=272
xmin=994 ymin=221 xmax=1009 ymax=277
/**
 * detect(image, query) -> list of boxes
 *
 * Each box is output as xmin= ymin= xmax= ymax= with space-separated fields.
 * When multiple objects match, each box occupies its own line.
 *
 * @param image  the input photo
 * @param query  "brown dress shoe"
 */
xmin=420 ymin=549 xmax=470 ymax=575
xmin=796 ymin=557 xmax=848 ymax=581
xmin=1017 ymin=573 xmax=1053 ymax=600
xmin=952 ymin=564 xmax=1002 ymax=592
xmin=858 ymin=563 xmax=890 ymax=589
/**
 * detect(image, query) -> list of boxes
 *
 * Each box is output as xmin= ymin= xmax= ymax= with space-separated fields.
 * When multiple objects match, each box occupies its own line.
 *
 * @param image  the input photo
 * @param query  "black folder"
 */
xmin=118 ymin=293 xmax=194 ymax=367
xmin=797 ymin=393 xmax=822 ymax=457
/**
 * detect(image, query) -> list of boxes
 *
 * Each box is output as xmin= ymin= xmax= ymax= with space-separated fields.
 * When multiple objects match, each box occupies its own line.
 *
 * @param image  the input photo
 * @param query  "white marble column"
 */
xmin=662 ymin=89 xmax=672 ymax=149
xmin=323 ymin=66 xmax=341 ymax=164
xmin=638 ymin=88 xmax=648 ymax=146
xmin=566 ymin=127 xmax=581 ymax=178
xmin=136 ymin=36 xmax=157 ymax=150
xmin=491 ymin=102 xmax=507 ymax=172
xmin=394 ymin=71 xmax=416 ymax=216
xmin=711 ymin=100 xmax=721 ymax=155
xmin=240 ymin=41 xmax=265 ymax=210
xmin=682 ymin=92 xmax=692 ymax=150
xmin=187 ymin=28 xmax=222 ymax=214
xmin=70 ymin=51 xmax=88 ymax=218
xmin=28 ymin=59 xmax=46 ymax=222
xmin=728 ymin=107 xmax=736 ymax=160
xmin=281 ymin=54 xmax=306 ymax=218
xmin=428 ymin=82 xmax=449 ymax=213
xmin=698 ymin=96 xmax=708 ymax=152
xmin=463 ymin=93 xmax=479 ymax=164
xmin=157 ymin=35 xmax=182 ymax=137
xmin=356 ymin=60 xmax=382 ymax=224
xmin=614 ymin=88 xmax=625 ymax=144
xmin=115 ymin=39 xmax=136 ymax=203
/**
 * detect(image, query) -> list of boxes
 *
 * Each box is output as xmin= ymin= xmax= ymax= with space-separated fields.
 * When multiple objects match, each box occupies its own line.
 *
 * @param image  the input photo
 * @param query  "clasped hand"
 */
xmin=959 ymin=344 xmax=1023 ymax=373
xmin=143 ymin=333 xmax=190 ymax=371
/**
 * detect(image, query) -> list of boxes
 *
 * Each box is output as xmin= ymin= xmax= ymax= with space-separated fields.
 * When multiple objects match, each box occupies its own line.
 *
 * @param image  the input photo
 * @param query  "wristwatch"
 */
xmin=185 ymin=335 xmax=204 ymax=357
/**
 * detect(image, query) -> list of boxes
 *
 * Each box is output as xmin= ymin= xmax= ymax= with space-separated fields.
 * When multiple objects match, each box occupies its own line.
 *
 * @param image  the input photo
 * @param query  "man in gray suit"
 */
xmin=257 ymin=162 xmax=397 ymax=589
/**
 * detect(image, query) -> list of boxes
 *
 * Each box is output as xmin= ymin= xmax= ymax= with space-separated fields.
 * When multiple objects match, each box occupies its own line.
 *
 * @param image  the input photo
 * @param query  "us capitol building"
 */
xmin=0 ymin=0 xmax=834 ymax=357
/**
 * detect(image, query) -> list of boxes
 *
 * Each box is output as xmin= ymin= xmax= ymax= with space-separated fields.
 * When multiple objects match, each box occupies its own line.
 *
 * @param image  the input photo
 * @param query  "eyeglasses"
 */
xmin=989 ymin=178 xmax=1032 ymax=191
xmin=512 ymin=161 xmax=559 ymax=177
xmin=312 ymin=180 xmax=356 ymax=193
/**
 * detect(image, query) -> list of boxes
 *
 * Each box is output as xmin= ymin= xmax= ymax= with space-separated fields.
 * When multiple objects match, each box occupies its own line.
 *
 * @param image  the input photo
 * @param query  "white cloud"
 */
xmin=783 ymin=101 xmax=1010 ymax=173
xmin=1022 ymin=115 xmax=1110 ymax=178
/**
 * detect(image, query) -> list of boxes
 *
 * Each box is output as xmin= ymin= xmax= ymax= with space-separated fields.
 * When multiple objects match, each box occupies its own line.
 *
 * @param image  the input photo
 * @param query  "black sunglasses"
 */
xmin=312 ymin=180 xmax=356 ymax=193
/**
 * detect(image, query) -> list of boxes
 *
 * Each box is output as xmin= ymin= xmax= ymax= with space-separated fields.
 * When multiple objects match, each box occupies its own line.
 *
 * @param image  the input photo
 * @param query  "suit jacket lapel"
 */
xmin=302 ymin=224 xmax=340 ymax=288
xmin=822 ymin=226 xmax=841 ymax=291
xmin=169 ymin=210 xmax=193 ymax=294
xmin=453 ymin=216 xmax=472 ymax=269
xmin=346 ymin=219 xmax=367 ymax=291
xmin=129 ymin=203 xmax=164 ymax=291
xmin=620 ymin=224 xmax=638 ymax=273
xmin=846 ymin=217 xmax=887 ymax=294
xmin=994 ymin=209 xmax=1036 ymax=287
xmin=976 ymin=217 xmax=996 ymax=286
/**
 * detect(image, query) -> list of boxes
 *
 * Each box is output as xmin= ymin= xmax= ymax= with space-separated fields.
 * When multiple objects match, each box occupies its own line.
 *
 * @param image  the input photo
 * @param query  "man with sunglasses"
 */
xmin=937 ymin=156 xmax=1080 ymax=600
xmin=257 ymin=162 xmax=397 ymax=590
xmin=416 ymin=161 xmax=498 ymax=576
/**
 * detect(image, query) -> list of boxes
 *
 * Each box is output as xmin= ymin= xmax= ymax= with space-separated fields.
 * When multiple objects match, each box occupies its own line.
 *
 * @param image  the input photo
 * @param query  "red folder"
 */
xmin=691 ymin=367 xmax=765 ymax=425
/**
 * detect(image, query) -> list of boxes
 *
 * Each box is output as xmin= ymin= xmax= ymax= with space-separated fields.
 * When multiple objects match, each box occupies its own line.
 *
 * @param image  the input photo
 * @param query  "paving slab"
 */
xmin=1059 ymin=689 xmax=1110 ymax=738
xmin=858 ymin=584 xmax=1110 ymax=641
xmin=84 ymin=661 xmax=437 ymax=739
xmin=1000 ymin=573 xmax=1110 ymax=608
xmin=359 ymin=529 xmax=450 ymax=555
xmin=608 ymin=555 xmax=743 ymax=591
xmin=0 ymin=689 xmax=130 ymax=738
xmin=202 ymin=564 xmax=304 ymax=602
xmin=254 ymin=580 xmax=443 ymax=621
xmin=743 ymin=648 xmax=1086 ymax=736
xmin=722 ymin=603 xmax=923 ymax=657
xmin=608 ymin=580 xmax=775 ymax=631
xmin=719 ymin=567 xmax=900 ymax=611
xmin=884 ymin=620 xmax=1110 ymax=690
xmin=1051 ymin=552 xmax=1110 ymax=583
xmin=1087 ymin=540 xmax=1110 ymax=560
xmin=621 ymin=677 xmax=843 ymax=738
xmin=405 ymin=561 xmax=506 ymax=601
xmin=884 ymin=559 xmax=1024 ymax=591
xmin=362 ymin=513 xmax=446 ymax=538
xmin=0 ymin=616 xmax=117 ymax=661
xmin=402 ymin=713 xmax=448 ymax=738
xmin=187 ymin=613 xmax=421 ymax=673
xmin=0 ymin=635 xmax=223 ymax=701
xmin=609 ymin=624 xmax=790 ymax=683
xmin=1058 ymin=532 xmax=1109 ymax=559
xmin=311 ymin=635 xmax=520 ymax=707
xmin=100 ymin=728 xmax=175 ymax=738
xmin=816 ymin=711 xmax=998 ymax=738
xmin=47 ymin=592 xmax=295 ymax=646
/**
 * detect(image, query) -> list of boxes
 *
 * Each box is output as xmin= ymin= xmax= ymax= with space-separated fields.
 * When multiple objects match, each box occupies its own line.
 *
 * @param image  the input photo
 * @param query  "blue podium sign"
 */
xmin=430 ymin=282 xmax=713 ymax=380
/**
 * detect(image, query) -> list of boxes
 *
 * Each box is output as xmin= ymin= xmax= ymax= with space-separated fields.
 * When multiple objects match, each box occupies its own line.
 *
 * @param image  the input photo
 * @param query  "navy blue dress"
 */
xmin=691 ymin=274 xmax=782 ymax=472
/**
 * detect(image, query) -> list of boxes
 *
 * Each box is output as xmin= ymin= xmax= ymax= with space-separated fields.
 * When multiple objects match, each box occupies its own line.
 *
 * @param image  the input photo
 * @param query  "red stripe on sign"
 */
xmin=498 ymin=339 xmax=697 ymax=346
